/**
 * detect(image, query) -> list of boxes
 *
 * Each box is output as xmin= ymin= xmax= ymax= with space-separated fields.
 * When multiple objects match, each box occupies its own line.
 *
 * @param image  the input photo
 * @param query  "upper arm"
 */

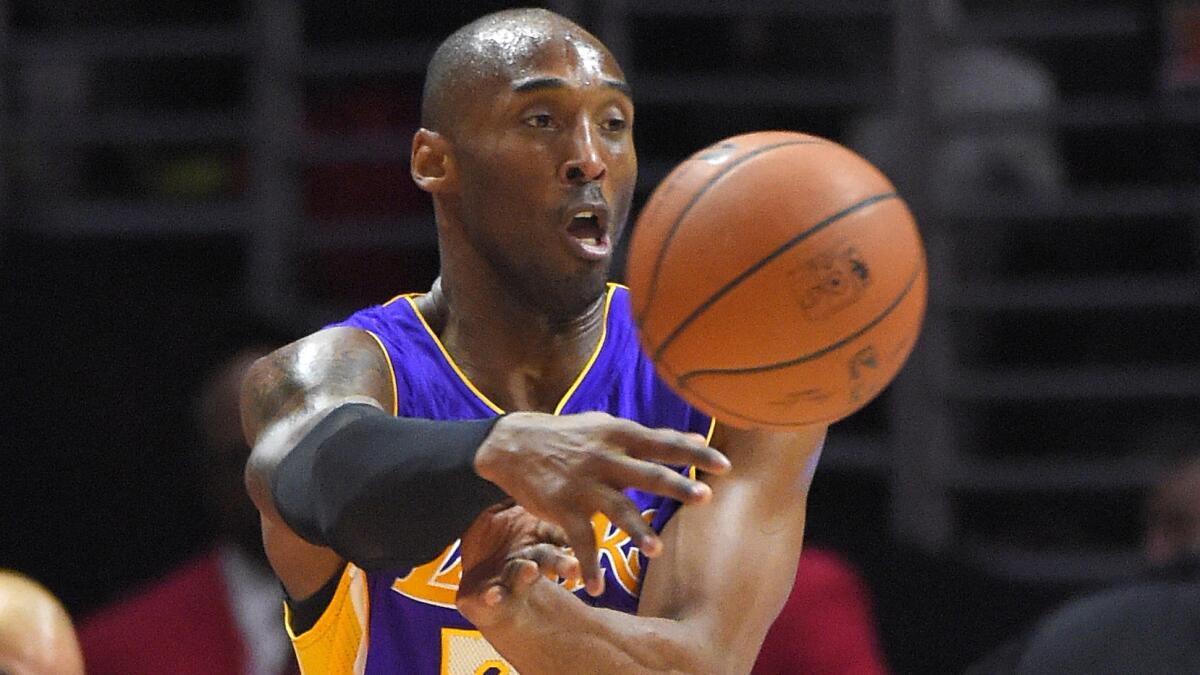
xmin=636 ymin=422 xmax=826 ymax=674
xmin=240 ymin=325 xmax=397 ymax=598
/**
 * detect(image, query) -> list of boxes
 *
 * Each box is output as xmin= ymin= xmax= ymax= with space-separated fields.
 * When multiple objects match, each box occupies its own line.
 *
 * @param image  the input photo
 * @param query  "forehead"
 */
xmin=473 ymin=25 xmax=624 ymax=88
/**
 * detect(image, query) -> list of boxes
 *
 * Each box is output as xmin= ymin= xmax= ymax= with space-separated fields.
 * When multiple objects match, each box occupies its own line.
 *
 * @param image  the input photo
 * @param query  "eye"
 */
xmin=525 ymin=113 xmax=554 ymax=129
xmin=602 ymin=117 xmax=628 ymax=132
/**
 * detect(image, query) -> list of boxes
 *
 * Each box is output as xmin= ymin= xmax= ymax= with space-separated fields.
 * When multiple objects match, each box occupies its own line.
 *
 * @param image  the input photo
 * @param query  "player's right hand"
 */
xmin=472 ymin=411 xmax=730 ymax=596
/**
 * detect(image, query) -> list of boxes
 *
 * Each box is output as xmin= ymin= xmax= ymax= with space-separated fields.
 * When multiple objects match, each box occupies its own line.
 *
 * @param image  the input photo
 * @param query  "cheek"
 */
xmin=470 ymin=140 xmax=554 ymax=193
xmin=607 ymin=151 xmax=637 ymax=215
xmin=606 ymin=143 xmax=637 ymax=187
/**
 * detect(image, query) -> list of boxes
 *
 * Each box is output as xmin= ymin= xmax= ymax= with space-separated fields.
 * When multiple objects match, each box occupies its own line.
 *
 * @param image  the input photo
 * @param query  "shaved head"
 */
xmin=0 ymin=571 xmax=84 ymax=675
xmin=411 ymin=7 xmax=638 ymax=320
xmin=420 ymin=8 xmax=623 ymax=136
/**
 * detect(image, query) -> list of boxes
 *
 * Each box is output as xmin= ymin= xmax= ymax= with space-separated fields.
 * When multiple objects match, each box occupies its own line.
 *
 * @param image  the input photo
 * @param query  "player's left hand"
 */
xmin=457 ymin=502 xmax=580 ymax=629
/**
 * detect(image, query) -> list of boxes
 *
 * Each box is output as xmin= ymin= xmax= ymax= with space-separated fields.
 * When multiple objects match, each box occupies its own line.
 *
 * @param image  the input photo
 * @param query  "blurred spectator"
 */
xmin=1144 ymin=451 xmax=1200 ymax=569
xmin=0 ymin=570 xmax=85 ymax=675
xmin=753 ymin=548 xmax=889 ymax=675
xmin=1010 ymin=451 xmax=1200 ymax=675
xmin=1012 ymin=573 xmax=1199 ymax=675
xmin=1160 ymin=1 xmax=1200 ymax=93
xmin=78 ymin=344 xmax=296 ymax=675
xmin=847 ymin=0 xmax=1064 ymax=241
xmin=968 ymin=444 xmax=1200 ymax=674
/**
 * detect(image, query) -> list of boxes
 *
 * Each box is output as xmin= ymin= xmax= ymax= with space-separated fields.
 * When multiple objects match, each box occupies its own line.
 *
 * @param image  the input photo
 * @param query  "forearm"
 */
xmin=267 ymin=403 xmax=507 ymax=570
xmin=479 ymin=581 xmax=716 ymax=675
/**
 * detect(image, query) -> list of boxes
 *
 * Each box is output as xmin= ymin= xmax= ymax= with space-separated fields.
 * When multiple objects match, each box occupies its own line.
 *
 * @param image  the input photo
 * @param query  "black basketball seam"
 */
xmin=672 ymin=265 xmax=923 ymax=427
xmin=651 ymin=191 xmax=900 ymax=363
xmin=678 ymin=385 xmax=835 ymax=427
xmin=634 ymin=139 xmax=822 ymax=326
xmin=657 ymin=347 xmax=833 ymax=427
xmin=677 ymin=260 xmax=922 ymax=383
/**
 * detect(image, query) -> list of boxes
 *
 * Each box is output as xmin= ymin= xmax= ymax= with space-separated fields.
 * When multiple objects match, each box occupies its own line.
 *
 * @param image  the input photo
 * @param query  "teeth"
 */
xmin=575 ymin=210 xmax=594 ymax=219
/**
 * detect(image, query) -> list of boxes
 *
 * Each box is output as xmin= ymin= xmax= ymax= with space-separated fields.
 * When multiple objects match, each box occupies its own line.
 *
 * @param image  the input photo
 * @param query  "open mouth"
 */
xmin=567 ymin=210 xmax=605 ymax=245
xmin=563 ymin=207 xmax=612 ymax=261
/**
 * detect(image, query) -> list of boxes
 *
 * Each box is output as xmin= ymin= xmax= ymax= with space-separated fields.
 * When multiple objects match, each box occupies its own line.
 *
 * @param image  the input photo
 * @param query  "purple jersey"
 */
xmin=286 ymin=284 xmax=713 ymax=675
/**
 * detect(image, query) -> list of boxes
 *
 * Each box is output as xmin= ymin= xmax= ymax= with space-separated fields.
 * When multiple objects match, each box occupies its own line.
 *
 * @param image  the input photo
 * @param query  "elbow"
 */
xmin=243 ymin=447 xmax=273 ymax=511
xmin=244 ymin=440 xmax=288 ymax=525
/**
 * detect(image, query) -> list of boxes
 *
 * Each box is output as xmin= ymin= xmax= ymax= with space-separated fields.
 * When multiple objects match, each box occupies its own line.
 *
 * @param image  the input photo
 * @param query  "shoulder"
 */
xmin=331 ymin=294 xmax=414 ymax=331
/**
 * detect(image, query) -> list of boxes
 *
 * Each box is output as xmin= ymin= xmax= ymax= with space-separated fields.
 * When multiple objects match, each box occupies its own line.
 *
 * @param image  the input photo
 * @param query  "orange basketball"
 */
xmin=626 ymin=131 xmax=927 ymax=428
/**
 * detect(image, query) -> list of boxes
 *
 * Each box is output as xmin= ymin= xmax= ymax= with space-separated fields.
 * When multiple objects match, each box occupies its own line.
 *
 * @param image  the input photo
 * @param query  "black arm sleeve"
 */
xmin=271 ymin=403 xmax=507 ymax=571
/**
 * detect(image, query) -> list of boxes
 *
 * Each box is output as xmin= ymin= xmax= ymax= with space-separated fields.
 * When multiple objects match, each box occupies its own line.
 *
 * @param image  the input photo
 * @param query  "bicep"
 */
xmin=241 ymin=327 xmax=396 ymax=498
xmin=240 ymin=326 xmax=396 ymax=445
xmin=240 ymin=326 xmax=397 ymax=598
xmin=637 ymin=424 xmax=825 ymax=673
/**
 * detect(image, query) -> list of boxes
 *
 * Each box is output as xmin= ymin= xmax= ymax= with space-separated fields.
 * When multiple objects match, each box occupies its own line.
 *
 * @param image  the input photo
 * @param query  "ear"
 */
xmin=411 ymin=128 xmax=457 ymax=194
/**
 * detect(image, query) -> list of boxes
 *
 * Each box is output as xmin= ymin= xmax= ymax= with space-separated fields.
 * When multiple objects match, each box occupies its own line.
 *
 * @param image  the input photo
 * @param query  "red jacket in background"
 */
xmin=754 ymin=548 xmax=889 ymax=675
xmin=78 ymin=548 xmax=291 ymax=675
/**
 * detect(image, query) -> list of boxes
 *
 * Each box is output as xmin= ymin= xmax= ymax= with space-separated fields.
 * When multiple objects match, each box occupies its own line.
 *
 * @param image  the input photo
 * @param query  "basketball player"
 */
xmin=242 ymin=9 xmax=826 ymax=673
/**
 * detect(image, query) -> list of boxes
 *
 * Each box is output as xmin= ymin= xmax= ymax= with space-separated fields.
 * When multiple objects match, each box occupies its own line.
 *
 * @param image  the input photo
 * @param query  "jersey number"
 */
xmin=441 ymin=628 xmax=519 ymax=675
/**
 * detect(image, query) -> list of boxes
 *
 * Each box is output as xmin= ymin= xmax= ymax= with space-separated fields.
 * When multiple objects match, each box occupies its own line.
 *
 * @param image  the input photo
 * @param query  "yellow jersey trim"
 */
xmin=684 ymin=391 xmax=718 ymax=482
xmin=287 ymin=566 xmax=350 ymax=647
xmin=361 ymin=329 xmax=399 ymax=416
xmin=382 ymin=292 xmax=411 ymax=307
xmin=403 ymin=284 xmax=617 ymax=416
xmin=351 ymin=564 xmax=371 ymax=674
xmin=285 ymin=565 xmax=370 ymax=674
xmin=403 ymin=296 xmax=506 ymax=415
xmin=284 ymin=566 xmax=350 ymax=643
xmin=552 ymin=284 xmax=616 ymax=415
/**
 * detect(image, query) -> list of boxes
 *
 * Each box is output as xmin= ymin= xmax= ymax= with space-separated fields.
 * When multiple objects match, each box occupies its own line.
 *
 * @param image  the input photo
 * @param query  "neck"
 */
xmin=421 ymin=225 xmax=608 ymax=412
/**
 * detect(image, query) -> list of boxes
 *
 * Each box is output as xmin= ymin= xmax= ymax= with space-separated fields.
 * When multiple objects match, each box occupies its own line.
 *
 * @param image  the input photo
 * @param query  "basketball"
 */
xmin=626 ymin=131 xmax=927 ymax=428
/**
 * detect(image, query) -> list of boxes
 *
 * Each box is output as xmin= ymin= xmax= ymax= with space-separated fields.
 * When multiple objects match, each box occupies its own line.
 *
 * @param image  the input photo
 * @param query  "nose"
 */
xmin=559 ymin=119 xmax=607 ymax=185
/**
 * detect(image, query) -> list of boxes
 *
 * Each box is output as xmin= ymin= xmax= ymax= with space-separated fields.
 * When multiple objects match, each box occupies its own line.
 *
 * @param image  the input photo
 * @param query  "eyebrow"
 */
xmin=511 ymin=76 xmax=632 ymax=98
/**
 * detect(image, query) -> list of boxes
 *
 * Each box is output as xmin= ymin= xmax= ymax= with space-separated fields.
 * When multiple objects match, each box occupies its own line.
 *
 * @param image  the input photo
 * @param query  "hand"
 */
xmin=456 ymin=502 xmax=579 ymax=629
xmin=473 ymin=411 xmax=730 ymax=596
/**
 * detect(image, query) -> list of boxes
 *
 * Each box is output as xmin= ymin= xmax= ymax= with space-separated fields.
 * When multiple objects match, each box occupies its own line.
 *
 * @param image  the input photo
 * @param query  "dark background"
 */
xmin=2 ymin=1 xmax=1198 ymax=673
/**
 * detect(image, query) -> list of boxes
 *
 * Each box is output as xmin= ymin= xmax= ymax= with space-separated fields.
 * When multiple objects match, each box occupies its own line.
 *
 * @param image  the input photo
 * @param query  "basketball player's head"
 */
xmin=1144 ymin=452 xmax=1200 ymax=569
xmin=0 ymin=571 xmax=84 ymax=675
xmin=412 ymin=8 xmax=636 ymax=318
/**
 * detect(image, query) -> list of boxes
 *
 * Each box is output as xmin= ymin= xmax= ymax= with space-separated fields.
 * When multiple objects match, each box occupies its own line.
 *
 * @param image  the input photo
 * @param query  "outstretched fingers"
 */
xmin=595 ymin=486 xmax=664 ymax=557
xmin=610 ymin=423 xmax=731 ymax=476
xmin=602 ymin=453 xmax=713 ymax=507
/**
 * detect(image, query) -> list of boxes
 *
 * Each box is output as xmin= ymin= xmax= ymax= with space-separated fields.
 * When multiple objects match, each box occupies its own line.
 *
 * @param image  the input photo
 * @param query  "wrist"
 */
xmin=473 ymin=413 xmax=512 ymax=485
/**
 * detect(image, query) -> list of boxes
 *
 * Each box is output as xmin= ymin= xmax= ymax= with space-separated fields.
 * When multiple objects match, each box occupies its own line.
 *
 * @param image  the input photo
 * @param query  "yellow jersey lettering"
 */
xmin=393 ymin=541 xmax=463 ymax=609
xmin=591 ymin=509 xmax=654 ymax=596
xmin=393 ymin=509 xmax=658 ymax=606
